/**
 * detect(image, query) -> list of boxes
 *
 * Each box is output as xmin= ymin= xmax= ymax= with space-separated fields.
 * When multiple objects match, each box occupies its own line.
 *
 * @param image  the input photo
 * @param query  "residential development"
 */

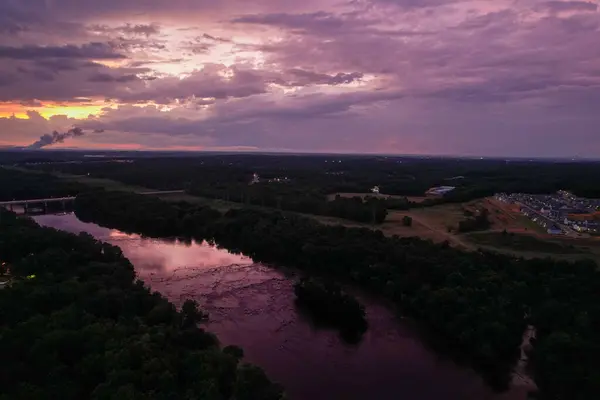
xmin=495 ymin=191 xmax=600 ymax=235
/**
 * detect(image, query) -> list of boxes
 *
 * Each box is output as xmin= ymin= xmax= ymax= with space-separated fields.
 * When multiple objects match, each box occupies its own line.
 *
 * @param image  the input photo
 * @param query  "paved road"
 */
xmin=138 ymin=190 xmax=185 ymax=195
xmin=0 ymin=190 xmax=186 ymax=206
xmin=0 ymin=197 xmax=75 ymax=206
xmin=516 ymin=201 xmax=578 ymax=238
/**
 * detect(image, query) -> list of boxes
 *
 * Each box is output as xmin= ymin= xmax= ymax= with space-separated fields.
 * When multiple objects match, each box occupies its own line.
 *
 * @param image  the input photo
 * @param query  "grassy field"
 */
xmin=16 ymin=167 xmax=600 ymax=261
xmin=382 ymin=209 xmax=474 ymax=249
xmin=369 ymin=198 xmax=600 ymax=260
xmin=327 ymin=192 xmax=430 ymax=203
xmin=154 ymin=192 xmax=237 ymax=212
xmin=54 ymin=173 xmax=151 ymax=193
xmin=466 ymin=231 xmax=582 ymax=254
xmin=9 ymin=167 xmax=239 ymax=212
xmin=483 ymin=197 xmax=548 ymax=235
xmin=5 ymin=166 xmax=151 ymax=194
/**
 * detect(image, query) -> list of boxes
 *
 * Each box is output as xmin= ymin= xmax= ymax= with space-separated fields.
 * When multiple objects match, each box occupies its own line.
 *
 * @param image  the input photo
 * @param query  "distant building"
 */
xmin=426 ymin=186 xmax=456 ymax=196
xmin=573 ymin=224 xmax=587 ymax=233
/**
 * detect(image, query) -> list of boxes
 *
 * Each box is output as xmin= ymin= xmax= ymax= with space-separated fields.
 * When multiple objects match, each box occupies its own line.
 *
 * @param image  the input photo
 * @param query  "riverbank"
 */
xmin=511 ymin=326 xmax=537 ymax=393
xmin=73 ymin=191 xmax=531 ymax=390
xmin=72 ymin=189 xmax=600 ymax=399
xmin=0 ymin=209 xmax=284 ymax=399
xmin=35 ymin=212 xmax=516 ymax=400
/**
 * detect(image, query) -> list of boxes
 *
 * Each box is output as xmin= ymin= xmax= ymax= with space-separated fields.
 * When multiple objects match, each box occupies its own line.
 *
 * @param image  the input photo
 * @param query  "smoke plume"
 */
xmin=27 ymin=127 xmax=86 ymax=149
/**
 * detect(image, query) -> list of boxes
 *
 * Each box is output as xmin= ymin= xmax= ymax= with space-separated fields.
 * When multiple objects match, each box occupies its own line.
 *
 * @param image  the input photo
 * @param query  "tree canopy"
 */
xmin=294 ymin=278 xmax=368 ymax=342
xmin=0 ymin=209 xmax=284 ymax=400
xmin=74 ymin=190 xmax=600 ymax=399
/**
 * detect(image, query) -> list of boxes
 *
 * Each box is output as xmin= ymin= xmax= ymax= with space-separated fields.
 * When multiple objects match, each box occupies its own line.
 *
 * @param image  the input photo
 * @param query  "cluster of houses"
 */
xmin=496 ymin=191 xmax=600 ymax=235
xmin=563 ymin=212 xmax=600 ymax=233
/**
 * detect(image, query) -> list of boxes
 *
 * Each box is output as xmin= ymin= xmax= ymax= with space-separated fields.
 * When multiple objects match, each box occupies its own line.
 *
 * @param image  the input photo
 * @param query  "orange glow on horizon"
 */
xmin=0 ymin=101 xmax=110 ymax=120
xmin=36 ymin=104 xmax=108 ymax=119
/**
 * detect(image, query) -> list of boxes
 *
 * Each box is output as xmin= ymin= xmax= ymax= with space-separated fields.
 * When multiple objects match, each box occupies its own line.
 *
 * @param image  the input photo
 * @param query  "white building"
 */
xmin=427 ymin=186 xmax=456 ymax=196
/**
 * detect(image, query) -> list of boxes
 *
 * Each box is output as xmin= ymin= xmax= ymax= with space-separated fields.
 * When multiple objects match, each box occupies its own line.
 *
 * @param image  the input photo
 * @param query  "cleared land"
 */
xmin=371 ymin=197 xmax=600 ymax=260
xmin=328 ymin=192 xmax=405 ymax=200
xmin=55 ymin=173 xmax=151 ymax=193
xmin=18 ymin=168 xmax=600 ymax=261
xmin=328 ymin=192 xmax=430 ymax=203
xmin=466 ymin=232 xmax=582 ymax=254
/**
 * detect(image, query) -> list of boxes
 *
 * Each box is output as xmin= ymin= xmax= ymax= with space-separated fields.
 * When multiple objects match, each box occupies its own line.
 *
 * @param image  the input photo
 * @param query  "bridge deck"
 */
xmin=0 ymin=190 xmax=185 ymax=206
xmin=0 ymin=197 xmax=75 ymax=206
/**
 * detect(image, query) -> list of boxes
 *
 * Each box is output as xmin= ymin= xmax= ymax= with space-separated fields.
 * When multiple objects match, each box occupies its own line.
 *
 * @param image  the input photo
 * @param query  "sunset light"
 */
xmin=0 ymin=0 xmax=598 ymax=156
xmin=2 ymin=1 xmax=600 ymax=398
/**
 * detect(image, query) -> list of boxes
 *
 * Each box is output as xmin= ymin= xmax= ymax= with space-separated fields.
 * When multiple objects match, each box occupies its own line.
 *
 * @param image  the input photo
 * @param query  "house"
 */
xmin=547 ymin=226 xmax=563 ymax=235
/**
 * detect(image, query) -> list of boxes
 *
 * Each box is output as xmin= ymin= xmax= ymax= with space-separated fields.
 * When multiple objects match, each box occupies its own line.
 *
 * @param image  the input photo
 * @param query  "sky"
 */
xmin=0 ymin=0 xmax=599 ymax=157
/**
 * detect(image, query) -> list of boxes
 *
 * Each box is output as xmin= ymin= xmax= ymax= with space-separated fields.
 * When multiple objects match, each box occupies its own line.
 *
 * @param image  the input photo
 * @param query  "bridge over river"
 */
xmin=0 ymin=190 xmax=184 ymax=213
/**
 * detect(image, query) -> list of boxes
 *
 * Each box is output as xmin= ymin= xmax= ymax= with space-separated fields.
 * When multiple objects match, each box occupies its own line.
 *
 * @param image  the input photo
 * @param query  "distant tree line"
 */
xmin=0 ymin=209 xmax=284 ymax=399
xmin=0 ymin=168 xmax=83 ymax=201
xmin=74 ymin=190 xmax=600 ymax=399
xmin=28 ymin=155 xmax=600 ymax=204
xmin=188 ymin=186 xmax=388 ymax=224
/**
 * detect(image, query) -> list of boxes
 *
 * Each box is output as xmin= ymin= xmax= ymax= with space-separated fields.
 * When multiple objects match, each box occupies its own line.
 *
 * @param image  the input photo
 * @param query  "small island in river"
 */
xmin=293 ymin=278 xmax=368 ymax=341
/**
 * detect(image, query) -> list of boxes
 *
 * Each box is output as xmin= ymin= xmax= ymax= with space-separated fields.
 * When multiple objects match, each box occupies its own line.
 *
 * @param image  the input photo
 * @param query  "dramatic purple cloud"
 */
xmin=0 ymin=0 xmax=599 ymax=156
xmin=0 ymin=42 xmax=125 ymax=60
xmin=540 ymin=1 xmax=598 ymax=12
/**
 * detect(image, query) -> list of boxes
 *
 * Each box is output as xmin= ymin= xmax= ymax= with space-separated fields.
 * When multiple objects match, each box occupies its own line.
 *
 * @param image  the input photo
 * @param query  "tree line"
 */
xmin=188 ymin=186 xmax=389 ymax=224
xmin=74 ymin=190 xmax=600 ymax=399
xmin=0 ymin=168 xmax=83 ymax=201
xmin=28 ymin=155 xmax=600 ymax=205
xmin=0 ymin=209 xmax=284 ymax=400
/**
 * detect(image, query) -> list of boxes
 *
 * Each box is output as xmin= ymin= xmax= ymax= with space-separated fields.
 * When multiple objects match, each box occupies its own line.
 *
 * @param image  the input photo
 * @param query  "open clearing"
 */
xmin=20 ymin=167 xmax=600 ymax=261
xmin=327 ymin=192 xmax=430 ymax=203
xmin=373 ymin=197 xmax=600 ymax=260
xmin=466 ymin=231 xmax=582 ymax=254
xmin=328 ymin=192 xmax=407 ymax=200
xmin=55 ymin=173 xmax=151 ymax=193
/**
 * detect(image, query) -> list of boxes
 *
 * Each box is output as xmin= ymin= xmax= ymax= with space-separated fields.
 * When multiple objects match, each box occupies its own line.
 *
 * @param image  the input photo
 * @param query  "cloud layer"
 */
xmin=0 ymin=0 xmax=599 ymax=156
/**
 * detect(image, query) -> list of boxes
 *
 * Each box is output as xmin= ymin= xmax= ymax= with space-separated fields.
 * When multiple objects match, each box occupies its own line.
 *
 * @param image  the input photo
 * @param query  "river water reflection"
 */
xmin=35 ymin=213 xmax=522 ymax=400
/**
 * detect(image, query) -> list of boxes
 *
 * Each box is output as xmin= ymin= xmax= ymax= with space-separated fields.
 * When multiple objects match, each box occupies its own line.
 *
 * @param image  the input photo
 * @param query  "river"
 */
xmin=34 ymin=213 xmax=525 ymax=400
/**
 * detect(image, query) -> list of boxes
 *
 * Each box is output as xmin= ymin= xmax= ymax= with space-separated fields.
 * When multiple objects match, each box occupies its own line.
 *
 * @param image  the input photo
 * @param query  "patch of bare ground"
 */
xmin=23 ymin=167 xmax=600 ymax=262
xmin=327 ymin=192 xmax=420 ymax=200
xmin=320 ymin=197 xmax=600 ymax=261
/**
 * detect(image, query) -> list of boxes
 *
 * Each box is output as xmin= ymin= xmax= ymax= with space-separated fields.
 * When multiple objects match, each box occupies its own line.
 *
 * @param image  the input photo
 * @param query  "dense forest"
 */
xmin=15 ymin=153 xmax=600 ymax=226
xmin=0 ymin=168 xmax=83 ymax=201
xmin=24 ymin=153 xmax=600 ymax=200
xmin=457 ymin=208 xmax=492 ymax=233
xmin=0 ymin=209 xmax=284 ymax=399
xmin=74 ymin=190 xmax=600 ymax=399
xmin=188 ymin=186 xmax=389 ymax=223
xmin=293 ymin=278 xmax=368 ymax=341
